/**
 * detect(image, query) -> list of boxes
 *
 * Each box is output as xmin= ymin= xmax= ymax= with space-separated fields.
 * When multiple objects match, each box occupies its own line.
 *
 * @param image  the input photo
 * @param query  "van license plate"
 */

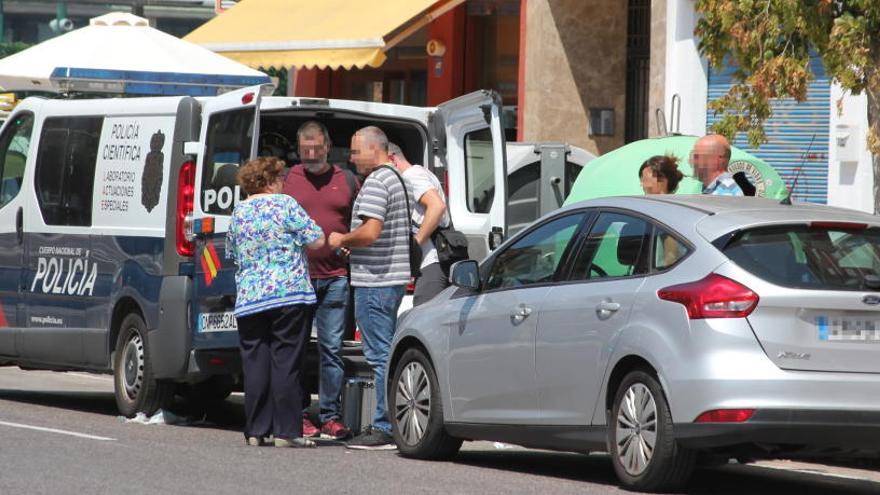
xmin=816 ymin=316 xmax=880 ymax=343
xmin=198 ymin=312 xmax=238 ymax=333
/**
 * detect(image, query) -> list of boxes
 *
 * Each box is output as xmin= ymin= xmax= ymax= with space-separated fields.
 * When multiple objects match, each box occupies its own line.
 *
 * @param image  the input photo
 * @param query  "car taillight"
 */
xmin=809 ymin=221 xmax=867 ymax=230
xmin=694 ymin=409 xmax=755 ymax=423
xmin=658 ymin=273 xmax=758 ymax=319
xmin=176 ymin=160 xmax=196 ymax=257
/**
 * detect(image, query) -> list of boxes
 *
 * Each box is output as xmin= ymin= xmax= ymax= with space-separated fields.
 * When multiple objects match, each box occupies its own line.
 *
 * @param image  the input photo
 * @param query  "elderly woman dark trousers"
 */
xmin=237 ymin=304 xmax=312 ymax=441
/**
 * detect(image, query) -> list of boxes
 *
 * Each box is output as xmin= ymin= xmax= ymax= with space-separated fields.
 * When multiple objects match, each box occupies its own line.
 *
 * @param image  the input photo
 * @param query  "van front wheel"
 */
xmin=113 ymin=314 xmax=174 ymax=417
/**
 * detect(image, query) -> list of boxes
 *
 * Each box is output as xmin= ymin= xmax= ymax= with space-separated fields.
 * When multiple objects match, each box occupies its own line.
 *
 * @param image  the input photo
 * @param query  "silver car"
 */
xmin=386 ymin=195 xmax=880 ymax=492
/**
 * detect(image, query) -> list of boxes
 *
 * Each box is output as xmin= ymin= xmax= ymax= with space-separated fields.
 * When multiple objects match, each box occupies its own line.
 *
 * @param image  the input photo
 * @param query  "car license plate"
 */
xmin=198 ymin=312 xmax=238 ymax=333
xmin=816 ymin=316 xmax=880 ymax=343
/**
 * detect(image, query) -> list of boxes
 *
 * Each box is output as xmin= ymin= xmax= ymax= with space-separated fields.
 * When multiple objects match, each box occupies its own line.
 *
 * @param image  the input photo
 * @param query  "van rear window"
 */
xmin=201 ymin=108 xmax=253 ymax=215
xmin=722 ymin=225 xmax=880 ymax=291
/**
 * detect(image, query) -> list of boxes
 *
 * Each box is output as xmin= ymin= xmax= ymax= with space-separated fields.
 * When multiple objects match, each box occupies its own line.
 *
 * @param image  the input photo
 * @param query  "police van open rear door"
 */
xmin=435 ymin=90 xmax=507 ymax=261
xmin=189 ymin=85 xmax=264 ymax=361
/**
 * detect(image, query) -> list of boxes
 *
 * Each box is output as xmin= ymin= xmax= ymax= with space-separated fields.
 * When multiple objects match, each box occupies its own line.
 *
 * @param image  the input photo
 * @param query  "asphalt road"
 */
xmin=0 ymin=367 xmax=878 ymax=495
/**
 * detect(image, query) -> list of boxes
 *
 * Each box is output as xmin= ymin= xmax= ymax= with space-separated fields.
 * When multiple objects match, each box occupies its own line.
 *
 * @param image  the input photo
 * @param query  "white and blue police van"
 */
xmin=0 ymin=86 xmax=513 ymax=416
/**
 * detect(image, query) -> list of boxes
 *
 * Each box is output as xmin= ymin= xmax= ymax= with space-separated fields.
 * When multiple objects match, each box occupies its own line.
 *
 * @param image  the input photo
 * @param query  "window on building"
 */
xmin=35 ymin=117 xmax=102 ymax=226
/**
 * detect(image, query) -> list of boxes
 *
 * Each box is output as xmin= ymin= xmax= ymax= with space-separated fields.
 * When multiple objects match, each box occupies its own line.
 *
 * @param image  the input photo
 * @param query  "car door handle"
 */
xmin=510 ymin=304 xmax=533 ymax=323
xmin=596 ymin=300 xmax=621 ymax=319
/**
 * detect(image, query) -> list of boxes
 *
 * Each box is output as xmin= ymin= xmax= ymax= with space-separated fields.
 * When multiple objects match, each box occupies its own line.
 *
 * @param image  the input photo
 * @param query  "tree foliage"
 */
xmin=695 ymin=1 xmax=880 ymax=153
xmin=0 ymin=42 xmax=30 ymax=60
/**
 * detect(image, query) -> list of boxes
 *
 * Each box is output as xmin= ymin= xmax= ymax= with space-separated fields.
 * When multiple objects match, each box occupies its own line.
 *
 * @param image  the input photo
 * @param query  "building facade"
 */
xmin=0 ymin=0 xmax=215 ymax=41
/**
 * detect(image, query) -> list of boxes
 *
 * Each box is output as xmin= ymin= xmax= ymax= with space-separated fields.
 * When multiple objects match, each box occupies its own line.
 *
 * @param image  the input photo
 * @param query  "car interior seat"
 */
xmin=617 ymin=221 xmax=649 ymax=275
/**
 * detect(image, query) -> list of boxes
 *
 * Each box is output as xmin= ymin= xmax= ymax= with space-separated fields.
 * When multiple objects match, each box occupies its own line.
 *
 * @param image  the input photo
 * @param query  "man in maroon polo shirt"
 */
xmin=282 ymin=121 xmax=359 ymax=440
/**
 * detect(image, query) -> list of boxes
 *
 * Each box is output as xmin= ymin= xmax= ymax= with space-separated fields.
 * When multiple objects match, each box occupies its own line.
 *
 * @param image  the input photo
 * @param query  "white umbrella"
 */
xmin=0 ymin=12 xmax=271 ymax=96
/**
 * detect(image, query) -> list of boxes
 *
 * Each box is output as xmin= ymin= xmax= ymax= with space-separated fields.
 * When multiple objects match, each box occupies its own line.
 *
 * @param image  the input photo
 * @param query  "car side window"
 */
xmin=485 ymin=213 xmax=585 ymax=290
xmin=0 ymin=112 xmax=34 ymax=209
xmin=653 ymin=226 xmax=689 ymax=270
xmin=569 ymin=212 xmax=650 ymax=280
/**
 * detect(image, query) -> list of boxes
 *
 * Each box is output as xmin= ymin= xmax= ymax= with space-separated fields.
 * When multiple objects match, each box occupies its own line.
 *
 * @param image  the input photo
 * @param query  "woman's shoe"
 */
xmin=246 ymin=436 xmax=266 ymax=447
xmin=274 ymin=437 xmax=317 ymax=448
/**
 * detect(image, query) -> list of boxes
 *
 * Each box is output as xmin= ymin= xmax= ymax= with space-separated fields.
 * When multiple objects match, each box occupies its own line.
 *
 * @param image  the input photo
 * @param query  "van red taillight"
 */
xmin=176 ymin=160 xmax=196 ymax=257
xmin=658 ymin=274 xmax=758 ymax=319
xmin=695 ymin=409 xmax=755 ymax=423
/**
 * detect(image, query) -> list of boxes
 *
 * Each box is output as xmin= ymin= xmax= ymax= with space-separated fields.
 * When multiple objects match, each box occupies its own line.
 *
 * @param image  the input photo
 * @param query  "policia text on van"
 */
xmin=0 ymin=86 xmax=513 ymax=415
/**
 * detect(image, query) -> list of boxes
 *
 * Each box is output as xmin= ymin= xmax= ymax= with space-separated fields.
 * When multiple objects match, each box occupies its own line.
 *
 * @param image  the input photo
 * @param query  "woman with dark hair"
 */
xmin=227 ymin=156 xmax=325 ymax=448
xmin=639 ymin=154 xmax=684 ymax=195
xmin=638 ymin=154 xmax=687 ymax=267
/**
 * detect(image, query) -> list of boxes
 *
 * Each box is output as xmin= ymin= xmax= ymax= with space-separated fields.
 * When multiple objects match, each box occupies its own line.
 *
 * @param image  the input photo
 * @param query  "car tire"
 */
xmin=113 ymin=313 xmax=174 ymax=417
xmin=609 ymin=369 xmax=695 ymax=492
xmin=389 ymin=348 xmax=462 ymax=460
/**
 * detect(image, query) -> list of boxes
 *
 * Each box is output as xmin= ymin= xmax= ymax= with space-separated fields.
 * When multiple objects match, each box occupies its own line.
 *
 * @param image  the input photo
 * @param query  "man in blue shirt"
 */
xmin=689 ymin=134 xmax=744 ymax=196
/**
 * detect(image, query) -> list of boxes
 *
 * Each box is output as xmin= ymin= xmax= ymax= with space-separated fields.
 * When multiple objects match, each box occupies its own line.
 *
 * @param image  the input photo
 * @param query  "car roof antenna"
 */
xmin=780 ymin=133 xmax=815 ymax=205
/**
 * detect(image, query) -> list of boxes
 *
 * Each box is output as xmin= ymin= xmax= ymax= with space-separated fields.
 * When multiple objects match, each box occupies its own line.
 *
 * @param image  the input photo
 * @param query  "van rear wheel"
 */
xmin=113 ymin=313 xmax=174 ymax=417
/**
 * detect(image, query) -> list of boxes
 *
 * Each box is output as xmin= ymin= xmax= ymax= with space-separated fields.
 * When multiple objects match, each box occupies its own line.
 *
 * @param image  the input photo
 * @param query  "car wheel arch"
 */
xmin=604 ymin=355 xmax=661 ymax=417
xmin=389 ymin=336 xmax=437 ymax=394
xmin=109 ymin=296 xmax=145 ymax=368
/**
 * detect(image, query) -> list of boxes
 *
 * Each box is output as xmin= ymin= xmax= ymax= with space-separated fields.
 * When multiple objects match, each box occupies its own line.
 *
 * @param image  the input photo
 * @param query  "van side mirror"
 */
xmin=450 ymin=260 xmax=480 ymax=290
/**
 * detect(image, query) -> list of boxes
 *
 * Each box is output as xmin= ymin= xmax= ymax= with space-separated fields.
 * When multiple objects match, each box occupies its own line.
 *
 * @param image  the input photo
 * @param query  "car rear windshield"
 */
xmin=721 ymin=224 xmax=880 ymax=291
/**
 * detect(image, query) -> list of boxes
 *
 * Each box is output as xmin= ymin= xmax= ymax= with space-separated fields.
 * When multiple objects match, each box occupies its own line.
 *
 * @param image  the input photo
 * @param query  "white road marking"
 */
xmin=0 ymin=420 xmax=116 ymax=441
xmin=65 ymin=372 xmax=112 ymax=382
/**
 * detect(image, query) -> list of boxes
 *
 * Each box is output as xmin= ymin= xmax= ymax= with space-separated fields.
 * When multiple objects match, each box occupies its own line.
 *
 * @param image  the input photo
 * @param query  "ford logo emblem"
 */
xmin=863 ymin=295 xmax=880 ymax=305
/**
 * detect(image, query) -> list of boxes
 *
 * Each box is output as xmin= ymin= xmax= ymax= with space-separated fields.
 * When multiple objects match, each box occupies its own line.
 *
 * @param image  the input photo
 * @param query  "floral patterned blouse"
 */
xmin=227 ymin=194 xmax=323 ymax=317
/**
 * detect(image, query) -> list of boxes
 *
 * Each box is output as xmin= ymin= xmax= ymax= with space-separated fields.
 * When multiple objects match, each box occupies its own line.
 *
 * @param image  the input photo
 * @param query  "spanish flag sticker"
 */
xmin=200 ymin=242 xmax=221 ymax=286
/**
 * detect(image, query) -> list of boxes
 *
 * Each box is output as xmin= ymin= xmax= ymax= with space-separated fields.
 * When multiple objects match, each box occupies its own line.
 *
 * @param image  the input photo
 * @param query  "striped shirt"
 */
xmin=703 ymin=172 xmax=744 ymax=196
xmin=350 ymin=165 xmax=412 ymax=287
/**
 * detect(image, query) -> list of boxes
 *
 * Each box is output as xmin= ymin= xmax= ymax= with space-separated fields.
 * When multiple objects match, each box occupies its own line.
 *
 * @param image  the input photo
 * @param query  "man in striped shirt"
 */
xmin=328 ymin=126 xmax=410 ymax=450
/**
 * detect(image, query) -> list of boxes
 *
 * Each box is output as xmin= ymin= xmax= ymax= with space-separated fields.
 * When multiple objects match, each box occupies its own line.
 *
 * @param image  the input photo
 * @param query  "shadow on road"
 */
xmin=0 ymin=387 xmax=247 ymax=432
xmin=0 ymin=389 xmax=119 ymax=416
xmin=452 ymin=450 xmax=880 ymax=494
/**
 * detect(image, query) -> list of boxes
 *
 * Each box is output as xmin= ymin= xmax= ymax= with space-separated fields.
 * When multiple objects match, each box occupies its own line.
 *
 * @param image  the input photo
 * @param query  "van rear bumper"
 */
xmin=675 ymin=409 xmax=880 ymax=451
xmin=149 ymin=276 xmax=192 ymax=379
xmin=187 ymin=348 xmax=241 ymax=376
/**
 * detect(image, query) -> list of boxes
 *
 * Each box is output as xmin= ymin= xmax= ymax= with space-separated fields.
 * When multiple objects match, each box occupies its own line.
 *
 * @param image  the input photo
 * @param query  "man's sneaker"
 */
xmin=320 ymin=418 xmax=352 ymax=440
xmin=302 ymin=417 xmax=320 ymax=438
xmin=345 ymin=426 xmax=396 ymax=450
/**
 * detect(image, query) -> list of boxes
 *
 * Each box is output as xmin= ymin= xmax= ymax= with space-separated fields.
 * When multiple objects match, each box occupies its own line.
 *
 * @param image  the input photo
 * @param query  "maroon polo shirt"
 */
xmin=282 ymin=164 xmax=357 ymax=279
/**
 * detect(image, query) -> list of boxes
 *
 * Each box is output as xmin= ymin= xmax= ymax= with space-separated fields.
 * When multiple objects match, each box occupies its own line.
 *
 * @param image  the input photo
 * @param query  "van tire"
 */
xmin=113 ymin=314 xmax=174 ymax=417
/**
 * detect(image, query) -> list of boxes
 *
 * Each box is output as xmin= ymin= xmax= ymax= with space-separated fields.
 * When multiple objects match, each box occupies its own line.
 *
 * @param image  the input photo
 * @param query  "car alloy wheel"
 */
xmin=395 ymin=361 xmax=431 ymax=446
xmin=615 ymin=382 xmax=657 ymax=476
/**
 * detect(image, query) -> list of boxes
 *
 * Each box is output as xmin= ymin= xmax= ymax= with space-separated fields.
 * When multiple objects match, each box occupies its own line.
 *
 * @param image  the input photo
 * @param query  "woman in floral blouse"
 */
xmin=227 ymin=157 xmax=324 ymax=448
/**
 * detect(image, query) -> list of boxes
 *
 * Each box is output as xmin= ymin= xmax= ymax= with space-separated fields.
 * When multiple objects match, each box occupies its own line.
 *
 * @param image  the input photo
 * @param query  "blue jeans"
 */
xmin=312 ymin=276 xmax=350 ymax=423
xmin=354 ymin=285 xmax=406 ymax=434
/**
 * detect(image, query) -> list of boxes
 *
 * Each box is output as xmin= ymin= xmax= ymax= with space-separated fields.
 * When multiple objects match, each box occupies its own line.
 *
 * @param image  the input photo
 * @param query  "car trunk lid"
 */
xmin=719 ymin=222 xmax=880 ymax=373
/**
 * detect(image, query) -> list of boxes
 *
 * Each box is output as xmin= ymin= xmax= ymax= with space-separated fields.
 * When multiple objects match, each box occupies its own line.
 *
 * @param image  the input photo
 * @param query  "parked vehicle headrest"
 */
xmin=617 ymin=222 xmax=647 ymax=268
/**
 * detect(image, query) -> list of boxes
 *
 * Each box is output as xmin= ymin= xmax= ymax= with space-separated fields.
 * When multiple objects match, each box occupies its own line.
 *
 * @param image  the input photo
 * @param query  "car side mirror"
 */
xmin=450 ymin=260 xmax=480 ymax=290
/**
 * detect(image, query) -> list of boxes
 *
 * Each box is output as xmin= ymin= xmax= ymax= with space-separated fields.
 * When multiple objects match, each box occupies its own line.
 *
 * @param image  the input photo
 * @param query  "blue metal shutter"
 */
xmin=707 ymin=57 xmax=830 ymax=203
